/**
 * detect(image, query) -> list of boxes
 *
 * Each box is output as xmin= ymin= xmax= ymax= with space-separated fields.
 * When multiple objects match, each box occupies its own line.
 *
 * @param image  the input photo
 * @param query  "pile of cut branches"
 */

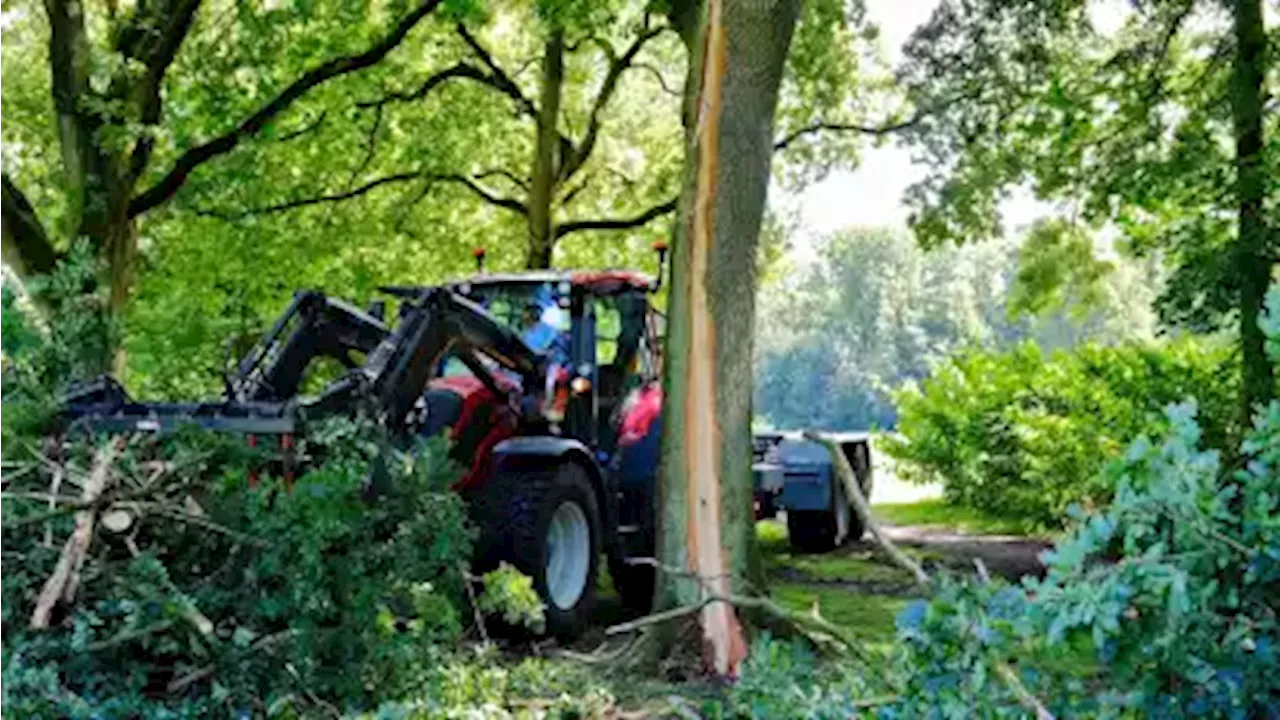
xmin=2 ymin=421 xmax=473 ymax=717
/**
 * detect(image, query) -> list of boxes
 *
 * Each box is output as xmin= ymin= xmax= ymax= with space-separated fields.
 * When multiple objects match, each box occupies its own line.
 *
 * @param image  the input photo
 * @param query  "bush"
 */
xmin=884 ymin=337 xmax=1237 ymax=528
xmin=2 ymin=421 xmax=474 ymax=717
xmin=2 ymin=244 xmax=117 ymax=448
xmin=885 ymin=393 xmax=1279 ymax=718
xmin=728 ymin=286 xmax=1280 ymax=719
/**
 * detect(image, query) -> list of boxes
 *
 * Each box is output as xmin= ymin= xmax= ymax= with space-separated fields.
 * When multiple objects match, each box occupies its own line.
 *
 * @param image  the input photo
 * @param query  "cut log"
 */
xmin=30 ymin=441 xmax=121 ymax=629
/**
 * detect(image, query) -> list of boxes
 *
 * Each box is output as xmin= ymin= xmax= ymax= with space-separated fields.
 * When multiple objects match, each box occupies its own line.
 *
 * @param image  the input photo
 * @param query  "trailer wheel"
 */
xmin=788 ymin=457 xmax=874 ymax=554
xmin=472 ymin=461 xmax=601 ymax=639
xmin=787 ymin=478 xmax=850 ymax=554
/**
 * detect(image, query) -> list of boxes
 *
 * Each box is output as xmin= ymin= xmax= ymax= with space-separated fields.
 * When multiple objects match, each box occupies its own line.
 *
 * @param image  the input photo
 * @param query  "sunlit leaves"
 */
xmin=1008 ymin=219 xmax=1115 ymax=320
xmin=896 ymin=0 xmax=1274 ymax=330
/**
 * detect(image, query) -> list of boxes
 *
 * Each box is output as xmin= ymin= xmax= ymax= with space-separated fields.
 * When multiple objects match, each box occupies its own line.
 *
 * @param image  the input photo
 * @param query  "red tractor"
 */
xmin=63 ymin=262 xmax=669 ymax=637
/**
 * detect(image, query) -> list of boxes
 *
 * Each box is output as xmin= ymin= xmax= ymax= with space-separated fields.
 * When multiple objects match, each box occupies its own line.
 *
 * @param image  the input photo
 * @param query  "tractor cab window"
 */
xmin=594 ymin=300 xmax=622 ymax=365
xmin=466 ymin=282 xmax=570 ymax=355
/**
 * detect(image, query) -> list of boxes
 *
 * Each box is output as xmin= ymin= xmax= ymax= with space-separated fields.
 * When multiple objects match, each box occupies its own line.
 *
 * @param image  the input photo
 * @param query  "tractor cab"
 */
xmin=433 ymin=268 xmax=664 ymax=456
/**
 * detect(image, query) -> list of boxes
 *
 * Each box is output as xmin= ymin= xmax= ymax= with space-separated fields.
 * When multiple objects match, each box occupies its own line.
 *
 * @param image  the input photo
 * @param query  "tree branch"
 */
xmin=2 ymin=174 xmax=59 ymax=276
xmin=558 ymin=173 xmax=593 ymax=207
xmin=474 ymin=168 xmax=530 ymax=192
xmin=125 ymin=0 xmax=203 ymax=185
xmin=128 ymin=0 xmax=444 ymax=217
xmin=554 ymin=195 xmax=677 ymax=238
xmin=278 ymin=110 xmax=329 ymax=142
xmin=354 ymin=62 xmax=494 ymax=110
xmin=455 ymin=24 xmax=537 ymax=117
xmin=195 ymin=172 xmax=423 ymax=218
xmin=803 ymin=430 xmax=931 ymax=586
xmin=439 ymin=173 xmax=528 ymax=214
xmin=347 ymin=104 xmax=384 ymax=189
xmin=633 ymin=61 xmax=681 ymax=96
xmin=196 ymin=172 xmax=528 ymax=219
xmin=773 ymin=115 xmax=923 ymax=152
xmin=561 ymin=26 xmax=667 ymax=181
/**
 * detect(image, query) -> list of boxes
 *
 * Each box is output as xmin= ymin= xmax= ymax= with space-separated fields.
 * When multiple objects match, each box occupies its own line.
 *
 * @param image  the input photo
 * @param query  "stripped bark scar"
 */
xmin=682 ymin=0 xmax=747 ymax=678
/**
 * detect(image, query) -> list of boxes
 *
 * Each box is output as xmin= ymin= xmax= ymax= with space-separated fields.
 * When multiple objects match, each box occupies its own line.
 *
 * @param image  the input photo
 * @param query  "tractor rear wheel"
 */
xmin=472 ymin=461 xmax=601 ymax=639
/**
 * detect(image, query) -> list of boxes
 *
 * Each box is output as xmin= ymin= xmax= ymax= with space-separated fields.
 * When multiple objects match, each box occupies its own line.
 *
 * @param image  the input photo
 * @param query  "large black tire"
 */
xmin=471 ymin=461 xmax=601 ymax=639
xmin=787 ymin=508 xmax=840 ymax=554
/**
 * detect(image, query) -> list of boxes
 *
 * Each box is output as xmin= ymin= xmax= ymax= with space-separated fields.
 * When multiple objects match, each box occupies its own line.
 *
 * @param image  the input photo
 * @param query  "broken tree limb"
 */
xmin=30 ymin=441 xmax=122 ymax=628
xmin=167 ymin=629 xmax=296 ymax=694
xmin=995 ymin=661 xmax=1057 ymax=720
xmin=4 ymin=482 xmax=165 ymax=530
xmin=605 ymin=589 xmax=892 ymax=685
xmin=972 ymin=550 xmax=1056 ymax=719
xmin=802 ymin=431 xmax=931 ymax=587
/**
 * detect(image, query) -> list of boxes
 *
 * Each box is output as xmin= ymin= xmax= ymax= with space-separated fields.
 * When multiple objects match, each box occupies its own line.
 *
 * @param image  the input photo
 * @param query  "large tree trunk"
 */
xmin=1231 ymin=0 xmax=1275 ymax=417
xmin=527 ymin=28 xmax=565 ymax=269
xmin=654 ymin=0 xmax=800 ymax=678
xmin=45 ymin=0 xmax=135 ymax=373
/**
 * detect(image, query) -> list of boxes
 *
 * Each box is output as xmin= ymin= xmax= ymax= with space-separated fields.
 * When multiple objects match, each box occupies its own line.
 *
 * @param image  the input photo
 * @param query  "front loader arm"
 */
xmin=233 ymin=291 xmax=389 ymax=402
xmin=314 ymin=288 xmax=546 ymax=431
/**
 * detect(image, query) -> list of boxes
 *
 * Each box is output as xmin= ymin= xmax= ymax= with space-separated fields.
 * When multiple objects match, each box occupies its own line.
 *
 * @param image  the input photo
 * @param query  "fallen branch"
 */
xmin=146 ymin=505 xmax=272 ymax=548
xmin=85 ymin=620 xmax=176 ymax=653
xmin=552 ymin=636 xmax=638 ymax=664
xmin=45 ymin=460 xmax=63 ymax=548
xmin=167 ymin=629 xmax=296 ymax=694
xmin=462 ymin=565 xmax=491 ymax=646
xmin=605 ymin=602 xmax=707 ymax=636
xmin=605 ymin=590 xmax=889 ymax=684
xmin=972 ymin=552 xmax=1056 ymax=719
xmin=995 ymin=661 xmax=1056 ymax=720
xmin=803 ymin=431 xmax=931 ymax=586
xmin=4 ymin=479 xmax=172 ymax=530
xmin=31 ymin=441 xmax=121 ymax=628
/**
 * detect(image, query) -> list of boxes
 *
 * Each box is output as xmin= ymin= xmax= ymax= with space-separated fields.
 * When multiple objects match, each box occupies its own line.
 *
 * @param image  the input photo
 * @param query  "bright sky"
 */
xmin=774 ymin=0 xmax=1050 ymax=255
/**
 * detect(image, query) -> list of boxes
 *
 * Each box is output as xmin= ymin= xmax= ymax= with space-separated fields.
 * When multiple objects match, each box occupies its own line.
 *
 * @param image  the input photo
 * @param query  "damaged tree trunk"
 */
xmin=654 ymin=0 xmax=800 ymax=678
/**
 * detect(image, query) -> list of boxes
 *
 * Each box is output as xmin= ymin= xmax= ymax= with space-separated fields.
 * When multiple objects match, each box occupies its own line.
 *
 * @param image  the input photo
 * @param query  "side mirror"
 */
xmin=652 ymin=239 xmax=669 ymax=292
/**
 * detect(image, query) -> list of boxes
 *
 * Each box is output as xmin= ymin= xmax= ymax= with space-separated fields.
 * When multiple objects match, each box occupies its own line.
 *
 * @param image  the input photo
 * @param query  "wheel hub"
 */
xmin=545 ymin=500 xmax=590 ymax=610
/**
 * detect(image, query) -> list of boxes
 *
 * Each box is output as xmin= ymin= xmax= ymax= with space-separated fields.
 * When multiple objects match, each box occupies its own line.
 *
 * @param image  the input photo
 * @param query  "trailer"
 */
xmin=752 ymin=431 xmax=874 ymax=553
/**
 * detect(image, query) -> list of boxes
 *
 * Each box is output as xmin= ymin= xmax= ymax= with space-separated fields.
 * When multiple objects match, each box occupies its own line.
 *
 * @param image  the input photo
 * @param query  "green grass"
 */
xmin=871 ymin=499 xmax=1044 ymax=537
xmin=770 ymin=583 xmax=909 ymax=649
xmin=755 ymin=520 xmax=918 ymax=652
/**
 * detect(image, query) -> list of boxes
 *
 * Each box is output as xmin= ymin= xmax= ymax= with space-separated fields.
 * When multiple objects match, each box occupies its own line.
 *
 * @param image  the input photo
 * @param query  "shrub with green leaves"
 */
xmin=885 ymin=337 xmax=1237 ymax=528
xmin=2 ymin=245 xmax=118 ymax=449
xmin=885 ymin=394 xmax=1278 ymax=718
xmin=2 ymin=421 xmax=473 ymax=717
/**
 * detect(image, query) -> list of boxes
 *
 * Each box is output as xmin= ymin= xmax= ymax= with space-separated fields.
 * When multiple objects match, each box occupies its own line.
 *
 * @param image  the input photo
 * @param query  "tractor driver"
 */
xmin=518 ymin=288 xmax=572 ymax=424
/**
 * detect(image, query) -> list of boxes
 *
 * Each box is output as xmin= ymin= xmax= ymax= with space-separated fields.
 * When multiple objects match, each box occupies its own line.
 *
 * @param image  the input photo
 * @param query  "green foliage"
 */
xmin=889 ymin=394 xmax=1279 ymax=718
xmin=2 ymin=246 xmax=117 ymax=448
xmin=896 ymin=0 xmax=1278 ymax=331
xmin=477 ymin=562 xmax=546 ymax=634
xmin=368 ymin=654 xmax=616 ymax=718
xmin=2 ymin=420 xmax=473 ymax=715
xmin=886 ymin=337 xmax=1237 ymax=528
xmin=1008 ymin=219 xmax=1116 ymax=320
xmin=755 ymin=226 xmax=1161 ymax=432
xmin=724 ymin=635 xmax=880 ymax=720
